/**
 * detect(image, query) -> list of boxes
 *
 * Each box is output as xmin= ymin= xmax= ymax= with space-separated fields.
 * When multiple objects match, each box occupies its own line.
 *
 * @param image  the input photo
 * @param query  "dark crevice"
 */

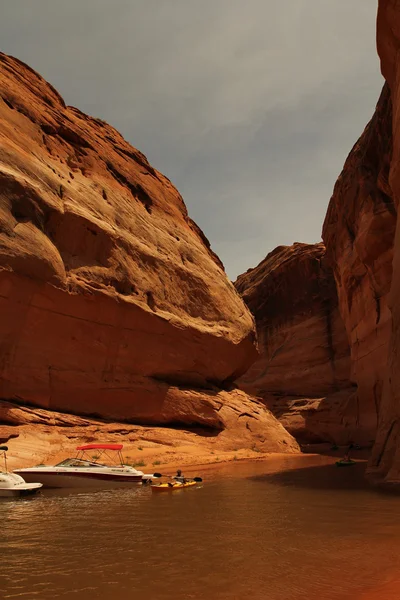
xmin=15 ymin=104 xmax=37 ymax=122
xmin=1 ymin=95 xmax=14 ymax=110
xmin=345 ymin=221 xmax=356 ymax=243
xmin=115 ymin=145 xmax=157 ymax=177
xmin=375 ymin=293 xmax=381 ymax=324
xmin=373 ymin=382 xmax=380 ymax=425
xmin=377 ymin=189 xmax=396 ymax=216
xmin=146 ymin=291 xmax=156 ymax=311
xmin=113 ymin=279 xmax=136 ymax=296
xmin=40 ymin=123 xmax=93 ymax=152
xmin=41 ymin=123 xmax=57 ymax=135
xmin=105 ymin=161 xmax=153 ymax=211
xmin=375 ymin=420 xmax=397 ymax=467
xmin=149 ymin=375 xmax=219 ymax=394
xmin=8 ymin=186 xmax=54 ymax=233
xmin=58 ymin=125 xmax=92 ymax=149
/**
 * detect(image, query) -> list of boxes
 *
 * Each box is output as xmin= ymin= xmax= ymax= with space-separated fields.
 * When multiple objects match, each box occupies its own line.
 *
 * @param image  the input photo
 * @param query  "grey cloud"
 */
xmin=0 ymin=0 xmax=383 ymax=277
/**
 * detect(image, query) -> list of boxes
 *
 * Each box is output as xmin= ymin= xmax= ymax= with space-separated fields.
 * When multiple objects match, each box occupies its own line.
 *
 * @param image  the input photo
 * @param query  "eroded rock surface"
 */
xmin=322 ymin=83 xmax=395 ymax=450
xmin=0 ymin=52 xmax=300 ymax=455
xmin=0 ymin=399 xmax=299 ymax=469
xmin=235 ymin=242 xmax=354 ymax=443
xmin=367 ymin=1 xmax=400 ymax=484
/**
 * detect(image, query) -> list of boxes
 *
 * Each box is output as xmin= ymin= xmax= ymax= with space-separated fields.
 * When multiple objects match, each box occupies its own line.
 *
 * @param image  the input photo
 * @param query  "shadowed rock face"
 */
xmin=235 ymin=242 xmax=354 ymax=444
xmin=0 ymin=51 xmax=300 ymax=454
xmin=367 ymin=1 xmax=400 ymax=483
xmin=323 ymin=83 xmax=395 ymax=449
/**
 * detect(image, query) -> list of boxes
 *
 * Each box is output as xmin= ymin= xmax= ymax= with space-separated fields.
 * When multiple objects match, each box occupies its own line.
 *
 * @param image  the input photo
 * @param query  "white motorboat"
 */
xmin=14 ymin=444 xmax=161 ymax=489
xmin=0 ymin=446 xmax=42 ymax=498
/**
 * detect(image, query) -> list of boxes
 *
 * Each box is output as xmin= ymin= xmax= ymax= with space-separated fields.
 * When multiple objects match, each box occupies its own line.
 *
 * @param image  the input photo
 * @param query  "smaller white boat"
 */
xmin=0 ymin=446 xmax=43 ymax=498
xmin=15 ymin=444 xmax=161 ymax=489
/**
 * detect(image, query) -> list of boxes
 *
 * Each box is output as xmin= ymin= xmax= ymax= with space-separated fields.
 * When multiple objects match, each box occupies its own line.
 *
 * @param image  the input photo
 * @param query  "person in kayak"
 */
xmin=173 ymin=469 xmax=186 ymax=483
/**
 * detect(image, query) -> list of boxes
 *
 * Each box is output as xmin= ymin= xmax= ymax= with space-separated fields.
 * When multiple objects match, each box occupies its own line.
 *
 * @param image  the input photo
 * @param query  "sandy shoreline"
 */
xmin=4 ymin=423 xmax=342 ymax=476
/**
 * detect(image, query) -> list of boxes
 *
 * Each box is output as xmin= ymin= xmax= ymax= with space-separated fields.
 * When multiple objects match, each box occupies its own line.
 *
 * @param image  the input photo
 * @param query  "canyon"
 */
xmin=2 ymin=1 xmax=400 ymax=484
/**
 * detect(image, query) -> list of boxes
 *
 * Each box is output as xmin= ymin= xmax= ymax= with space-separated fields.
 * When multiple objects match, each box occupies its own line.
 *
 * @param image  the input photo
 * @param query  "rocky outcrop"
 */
xmin=235 ymin=242 xmax=354 ymax=443
xmin=0 ymin=396 xmax=299 ymax=469
xmin=367 ymin=1 xmax=400 ymax=483
xmin=322 ymin=83 xmax=396 ymax=450
xmin=321 ymin=0 xmax=400 ymax=483
xmin=0 ymin=52 xmax=300 ymax=454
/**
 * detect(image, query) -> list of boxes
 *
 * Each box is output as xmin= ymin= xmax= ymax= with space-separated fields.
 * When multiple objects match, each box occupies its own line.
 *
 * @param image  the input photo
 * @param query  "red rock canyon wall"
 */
xmin=235 ymin=242 xmax=355 ymax=444
xmin=322 ymin=83 xmax=396 ymax=449
xmin=368 ymin=0 xmax=400 ymax=482
xmin=0 ymin=52 xmax=298 ymax=453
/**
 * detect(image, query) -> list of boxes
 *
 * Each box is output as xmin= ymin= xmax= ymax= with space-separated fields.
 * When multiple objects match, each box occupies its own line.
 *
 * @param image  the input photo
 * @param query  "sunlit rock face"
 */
xmin=0 ymin=52 xmax=301 ymax=455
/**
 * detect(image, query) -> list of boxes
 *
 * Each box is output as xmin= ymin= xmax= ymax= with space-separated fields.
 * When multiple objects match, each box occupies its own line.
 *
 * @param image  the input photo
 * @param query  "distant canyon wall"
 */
xmin=235 ymin=243 xmax=356 ymax=444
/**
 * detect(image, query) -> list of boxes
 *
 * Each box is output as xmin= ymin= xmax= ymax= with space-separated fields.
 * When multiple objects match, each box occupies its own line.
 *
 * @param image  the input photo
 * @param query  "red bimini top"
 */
xmin=76 ymin=444 xmax=123 ymax=451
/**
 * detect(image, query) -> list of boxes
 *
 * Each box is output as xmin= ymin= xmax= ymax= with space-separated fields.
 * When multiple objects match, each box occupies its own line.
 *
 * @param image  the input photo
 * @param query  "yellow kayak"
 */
xmin=151 ymin=481 xmax=198 ymax=492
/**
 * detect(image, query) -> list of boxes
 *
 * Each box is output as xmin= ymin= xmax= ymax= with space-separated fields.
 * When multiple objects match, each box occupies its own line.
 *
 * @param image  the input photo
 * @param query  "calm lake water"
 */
xmin=1 ymin=455 xmax=400 ymax=600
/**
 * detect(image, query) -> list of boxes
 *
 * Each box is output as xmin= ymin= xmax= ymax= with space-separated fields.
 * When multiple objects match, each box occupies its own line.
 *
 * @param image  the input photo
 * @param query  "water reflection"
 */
xmin=1 ymin=458 xmax=400 ymax=599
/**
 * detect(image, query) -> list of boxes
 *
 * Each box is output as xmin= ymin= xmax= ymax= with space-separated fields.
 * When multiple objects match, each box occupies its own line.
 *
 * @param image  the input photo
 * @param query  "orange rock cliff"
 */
xmin=323 ymin=83 xmax=395 ymax=455
xmin=0 ymin=52 xmax=299 ymax=459
xmin=235 ymin=242 xmax=354 ymax=444
xmin=368 ymin=0 xmax=400 ymax=484
xmin=324 ymin=0 xmax=400 ymax=484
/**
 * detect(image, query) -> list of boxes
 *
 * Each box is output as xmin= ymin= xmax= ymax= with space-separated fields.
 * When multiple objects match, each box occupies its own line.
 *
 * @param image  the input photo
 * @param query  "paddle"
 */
xmin=152 ymin=473 xmax=202 ymax=482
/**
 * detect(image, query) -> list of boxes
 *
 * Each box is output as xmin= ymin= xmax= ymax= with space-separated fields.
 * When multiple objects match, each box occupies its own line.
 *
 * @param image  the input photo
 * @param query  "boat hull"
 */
xmin=14 ymin=470 xmax=143 ymax=489
xmin=0 ymin=483 xmax=42 ymax=497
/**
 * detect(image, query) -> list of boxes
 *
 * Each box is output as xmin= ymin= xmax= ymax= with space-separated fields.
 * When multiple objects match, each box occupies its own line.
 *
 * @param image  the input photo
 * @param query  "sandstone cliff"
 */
xmin=0 ymin=52 xmax=298 ymax=455
xmin=235 ymin=242 xmax=354 ymax=443
xmin=322 ymin=83 xmax=395 ymax=449
xmin=367 ymin=0 xmax=400 ymax=483
xmin=321 ymin=0 xmax=400 ymax=482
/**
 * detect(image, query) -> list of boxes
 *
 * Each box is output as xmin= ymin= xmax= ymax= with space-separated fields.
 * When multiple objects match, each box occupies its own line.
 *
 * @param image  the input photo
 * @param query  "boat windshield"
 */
xmin=55 ymin=458 xmax=104 ymax=468
xmin=55 ymin=447 xmax=126 ymax=468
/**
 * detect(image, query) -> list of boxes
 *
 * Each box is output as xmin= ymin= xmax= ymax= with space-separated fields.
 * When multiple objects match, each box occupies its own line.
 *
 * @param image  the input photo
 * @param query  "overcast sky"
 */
xmin=0 ymin=1 xmax=382 ymax=278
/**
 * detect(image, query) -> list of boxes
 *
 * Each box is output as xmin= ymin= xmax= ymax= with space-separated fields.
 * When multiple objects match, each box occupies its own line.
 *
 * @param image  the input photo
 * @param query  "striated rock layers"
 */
xmin=0 ymin=52 xmax=298 ymax=453
xmin=322 ymin=83 xmax=395 ymax=449
xmin=323 ymin=0 xmax=400 ymax=482
xmin=235 ymin=242 xmax=354 ymax=444
xmin=367 ymin=0 xmax=400 ymax=483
